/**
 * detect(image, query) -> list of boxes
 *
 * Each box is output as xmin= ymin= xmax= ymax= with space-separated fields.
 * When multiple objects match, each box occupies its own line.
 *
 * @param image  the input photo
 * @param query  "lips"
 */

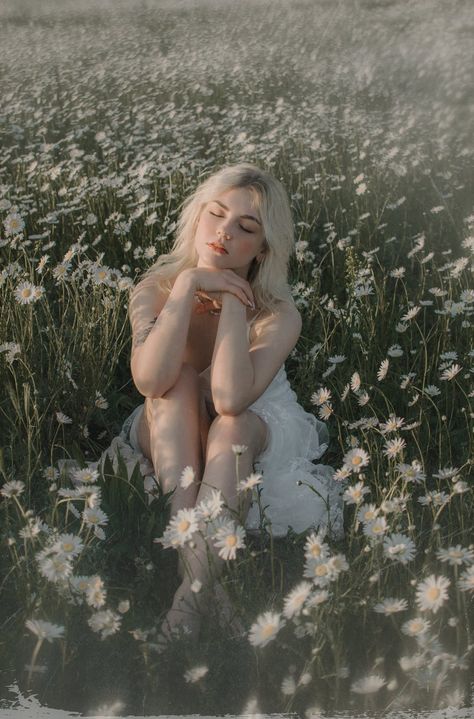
xmin=207 ymin=242 xmax=228 ymax=254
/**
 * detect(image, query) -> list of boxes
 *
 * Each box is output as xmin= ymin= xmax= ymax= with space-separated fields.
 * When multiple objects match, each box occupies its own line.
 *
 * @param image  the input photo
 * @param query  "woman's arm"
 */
xmin=211 ymin=293 xmax=302 ymax=416
xmin=129 ymin=270 xmax=197 ymax=398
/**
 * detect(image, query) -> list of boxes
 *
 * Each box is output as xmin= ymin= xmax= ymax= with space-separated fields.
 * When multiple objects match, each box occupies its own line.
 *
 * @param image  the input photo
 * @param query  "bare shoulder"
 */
xmin=251 ymin=300 xmax=302 ymax=344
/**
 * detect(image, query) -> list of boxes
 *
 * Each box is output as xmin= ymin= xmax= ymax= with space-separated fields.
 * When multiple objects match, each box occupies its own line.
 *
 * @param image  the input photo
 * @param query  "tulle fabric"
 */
xmin=92 ymin=363 xmax=344 ymax=540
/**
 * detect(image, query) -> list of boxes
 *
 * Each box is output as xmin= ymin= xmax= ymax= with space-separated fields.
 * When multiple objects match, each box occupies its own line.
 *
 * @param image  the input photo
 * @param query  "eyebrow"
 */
xmin=211 ymin=199 xmax=262 ymax=225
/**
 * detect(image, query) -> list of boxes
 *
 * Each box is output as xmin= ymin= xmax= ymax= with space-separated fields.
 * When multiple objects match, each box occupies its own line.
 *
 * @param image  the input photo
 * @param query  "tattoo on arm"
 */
xmin=132 ymin=316 xmax=157 ymax=349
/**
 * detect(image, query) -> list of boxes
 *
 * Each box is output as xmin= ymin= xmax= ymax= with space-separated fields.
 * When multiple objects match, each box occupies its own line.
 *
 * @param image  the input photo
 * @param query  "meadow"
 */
xmin=0 ymin=0 xmax=473 ymax=715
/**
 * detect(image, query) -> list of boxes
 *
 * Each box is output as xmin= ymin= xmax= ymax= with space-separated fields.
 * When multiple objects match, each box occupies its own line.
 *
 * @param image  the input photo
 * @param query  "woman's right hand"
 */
xmin=181 ymin=267 xmax=255 ymax=308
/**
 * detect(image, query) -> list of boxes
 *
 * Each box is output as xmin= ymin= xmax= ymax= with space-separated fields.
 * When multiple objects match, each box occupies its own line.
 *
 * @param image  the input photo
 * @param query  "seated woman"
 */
xmin=124 ymin=163 xmax=343 ymax=645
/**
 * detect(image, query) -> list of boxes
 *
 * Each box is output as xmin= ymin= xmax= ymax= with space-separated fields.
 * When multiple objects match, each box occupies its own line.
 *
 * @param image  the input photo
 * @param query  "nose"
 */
xmin=216 ymin=227 xmax=232 ymax=241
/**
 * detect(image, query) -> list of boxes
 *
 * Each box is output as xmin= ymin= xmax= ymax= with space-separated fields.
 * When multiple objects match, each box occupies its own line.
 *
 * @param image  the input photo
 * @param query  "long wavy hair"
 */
xmin=135 ymin=163 xmax=296 ymax=315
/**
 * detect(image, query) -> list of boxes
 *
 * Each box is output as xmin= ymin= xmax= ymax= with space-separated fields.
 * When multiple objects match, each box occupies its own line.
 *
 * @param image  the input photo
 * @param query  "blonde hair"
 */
xmin=137 ymin=163 xmax=295 ymax=315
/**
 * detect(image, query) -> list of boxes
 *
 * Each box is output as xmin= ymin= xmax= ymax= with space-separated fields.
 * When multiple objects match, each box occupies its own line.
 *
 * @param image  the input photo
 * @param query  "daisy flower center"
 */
xmin=178 ymin=520 xmax=191 ymax=532
xmin=426 ymin=587 xmax=441 ymax=601
xmin=352 ymin=456 xmax=362 ymax=465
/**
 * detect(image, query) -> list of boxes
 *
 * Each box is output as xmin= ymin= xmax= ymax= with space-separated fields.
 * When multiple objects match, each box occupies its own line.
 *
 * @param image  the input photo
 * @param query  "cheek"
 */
xmin=240 ymin=238 xmax=256 ymax=254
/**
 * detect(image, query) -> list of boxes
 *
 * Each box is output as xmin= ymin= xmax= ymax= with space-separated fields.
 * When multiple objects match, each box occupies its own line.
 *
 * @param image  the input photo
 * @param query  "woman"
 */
xmin=123 ymin=163 xmax=342 ymax=644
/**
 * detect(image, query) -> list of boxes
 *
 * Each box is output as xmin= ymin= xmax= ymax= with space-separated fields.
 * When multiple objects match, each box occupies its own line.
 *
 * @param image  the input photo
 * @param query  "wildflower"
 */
xmin=383 ymin=436 xmax=406 ymax=458
xmin=355 ymin=182 xmax=367 ymax=196
xmin=281 ymin=676 xmax=297 ymax=695
xmin=436 ymin=545 xmax=474 ymax=566
xmin=56 ymin=411 xmax=72 ymax=424
xmin=390 ymin=267 xmax=406 ymax=279
xmin=328 ymin=354 xmax=346 ymax=364
xmin=418 ymin=491 xmax=450 ymax=507
xmin=351 ymin=674 xmax=386 ymax=694
xmin=38 ymin=555 xmax=73 ymax=583
xmin=304 ymin=530 xmax=329 ymax=560
xmin=311 ymin=387 xmax=332 ymax=406
xmin=387 ymin=344 xmax=403 ymax=357
xmin=195 ymin=488 xmax=225 ymax=521
xmin=88 ymin=609 xmax=121 ymax=639
xmin=399 ymin=652 xmax=425 ymax=671
xmin=282 ymin=581 xmax=312 ymax=618
xmin=305 ymin=589 xmax=330 ymax=608
xmin=416 ymin=575 xmax=450 ymax=613
xmin=1 ymin=480 xmax=25 ymax=498
xmin=51 ymin=534 xmax=84 ymax=558
xmin=318 ymin=403 xmax=334 ymax=420
xmin=14 ymin=281 xmax=41 ymax=305
xmin=232 ymin=444 xmax=248 ymax=455
xmin=25 ymin=619 xmax=64 ymax=642
xmin=374 ymin=598 xmax=408 ymax=615
xmin=350 ymin=372 xmax=361 ymax=392
xmin=179 ymin=466 xmax=195 ymax=489
xmin=377 ymin=359 xmax=389 ymax=381
xmin=383 ymin=533 xmax=416 ymax=564
xmin=85 ymin=578 xmax=107 ymax=609
xmin=423 ymin=384 xmax=441 ymax=397
xmin=213 ymin=521 xmax=246 ymax=561
xmin=440 ymin=364 xmax=462 ymax=381
xmin=357 ymin=503 xmax=378 ymax=524
xmin=401 ymin=306 xmax=421 ymax=322
xmin=458 ymin=566 xmax=474 ymax=593
xmin=95 ymin=392 xmax=109 ymax=410
xmin=363 ymin=517 xmax=388 ymax=540
xmin=327 ymin=554 xmax=349 ymax=576
xmin=342 ymin=448 xmax=370 ymax=473
xmin=4 ymin=212 xmax=25 ymax=236
xmin=401 ymin=617 xmax=431 ymax=636
xmin=432 ymin=466 xmax=460 ymax=480
xmin=396 ymin=460 xmax=425 ymax=484
xmin=379 ymin=415 xmax=405 ymax=434
xmin=248 ymin=611 xmax=285 ymax=647
xmin=159 ymin=508 xmax=198 ymax=548
xmin=303 ymin=558 xmax=332 ymax=587
xmin=238 ymin=472 xmax=262 ymax=493
xmin=184 ymin=665 xmax=209 ymax=683
xmin=343 ymin=481 xmax=370 ymax=505
xmin=341 ymin=383 xmax=350 ymax=401
xmin=333 ymin=466 xmax=351 ymax=482
xmin=72 ymin=467 xmax=99 ymax=484
xmin=43 ymin=466 xmax=58 ymax=482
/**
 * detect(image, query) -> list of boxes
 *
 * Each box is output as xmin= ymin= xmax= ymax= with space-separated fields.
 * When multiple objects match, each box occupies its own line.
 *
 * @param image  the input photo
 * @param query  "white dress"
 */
xmin=94 ymin=319 xmax=344 ymax=540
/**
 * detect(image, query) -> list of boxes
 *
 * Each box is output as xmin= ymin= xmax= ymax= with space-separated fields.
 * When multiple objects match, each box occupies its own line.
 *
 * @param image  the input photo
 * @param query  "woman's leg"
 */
xmin=138 ymin=363 xmax=210 ymax=517
xmin=161 ymin=410 xmax=268 ymax=639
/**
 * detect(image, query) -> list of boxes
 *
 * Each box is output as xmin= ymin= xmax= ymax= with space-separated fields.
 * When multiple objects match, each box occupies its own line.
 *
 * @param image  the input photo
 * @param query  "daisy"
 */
xmin=387 ymin=344 xmax=403 ymax=358
xmin=327 ymin=553 xmax=349 ymax=576
xmin=88 ymin=609 xmax=121 ymax=639
xmin=281 ymin=676 xmax=297 ymax=695
xmin=4 ymin=212 xmax=25 ymax=236
xmin=341 ymin=383 xmax=350 ymax=401
xmin=184 ymin=665 xmax=209 ymax=683
xmin=56 ymin=411 xmax=72 ymax=424
xmin=51 ymin=534 xmax=84 ymax=558
xmin=232 ymin=444 xmax=248 ymax=456
xmin=383 ymin=533 xmax=416 ymax=564
xmin=25 ymin=619 xmax=64 ymax=642
xmin=95 ymin=392 xmax=109 ymax=410
xmin=310 ymin=387 xmax=331 ymax=406
xmin=424 ymin=384 xmax=441 ymax=396
xmin=363 ymin=517 xmax=388 ymax=541
xmin=436 ymin=545 xmax=474 ymax=566
xmin=1 ymin=480 xmax=25 ymax=498
xmin=14 ymin=281 xmax=39 ymax=304
xmin=390 ymin=267 xmax=406 ymax=279
xmin=458 ymin=566 xmax=474 ymax=593
xmin=415 ymin=575 xmax=450 ymax=613
xmin=72 ymin=467 xmax=99 ymax=484
xmin=377 ymin=359 xmax=389 ymax=381
xmin=303 ymin=558 xmax=332 ymax=587
xmin=38 ymin=555 xmax=73 ymax=583
xmin=418 ymin=491 xmax=450 ymax=507
xmin=383 ymin=437 xmax=406 ymax=458
xmin=357 ymin=391 xmax=370 ymax=406
xmin=85 ymin=582 xmax=107 ymax=609
xmin=319 ymin=403 xmax=333 ymax=420
xmin=179 ymin=466 xmax=195 ymax=489
xmin=432 ymin=466 xmax=460 ymax=480
xmin=304 ymin=530 xmax=329 ymax=560
xmin=333 ymin=466 xmax=351 ymax=482
xmin=328 ymin=354 xmax=346 ymax=364
xmin=357 ymin=503 xmax=378 ymax=524
xmin=195 ymin=489 xmax=225 ymax=521
xmin=401 ymin=617 xmax=431 ymax=637
xmin=238 ymin=472 xmax=263 ymax=492
xmin=399 ymin=653 xmax=425 ymax=671
xmin=350 ymin=372 xmax=361 ymax=392
xmin=342 ymin=481 xmax=370 ymax=505
xmin=440 ymin=364 xmax=462 ymax=381
xmin=396 ymin=460 xmax=425 ymax=484
xmin=248 ymin=611 xmax=284 ymax=647
xmin=342 ymin=447 xmax=370 ymax=473
xmin=379 ymin=415 xmax=405 ymax=434
xmin=374 ymin=598 xmax=408 ymax=615
xmin=400 ymin=306 xmax=421 ymax=322
xmin=213 ymin=522 xmax=246 ymax=561
xmin=351 ymin=674 xmax=386 ymax=694
xmin=282 ymin=581 xmax=312 ymax=618
xmin=305 ymin=589 xmax=330 ymax=608
xmin=159 ymin=507 xmax=198 ymax=548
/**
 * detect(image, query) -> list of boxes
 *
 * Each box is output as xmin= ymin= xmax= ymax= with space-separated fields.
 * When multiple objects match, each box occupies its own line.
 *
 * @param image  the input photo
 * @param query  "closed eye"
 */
xmin=209 ymin=210 xmax=253 ymax=233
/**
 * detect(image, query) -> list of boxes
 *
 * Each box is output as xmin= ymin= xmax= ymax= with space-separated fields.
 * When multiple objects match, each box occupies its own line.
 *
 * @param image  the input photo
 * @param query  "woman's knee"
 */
xmin=207 ymin=410 xmax=267 ymax=455
xmin=145 ymin=363 xmax=200 ymax=421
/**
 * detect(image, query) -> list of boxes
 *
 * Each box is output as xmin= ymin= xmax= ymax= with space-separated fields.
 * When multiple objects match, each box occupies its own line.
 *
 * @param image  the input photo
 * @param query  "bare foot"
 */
xmin=156 ymin=583 xmax=202 ymax=652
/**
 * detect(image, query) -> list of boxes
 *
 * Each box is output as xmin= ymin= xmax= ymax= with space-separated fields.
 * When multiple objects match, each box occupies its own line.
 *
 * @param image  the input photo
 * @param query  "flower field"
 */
xmin=0 ymin=0 xmax=473 ymax=715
